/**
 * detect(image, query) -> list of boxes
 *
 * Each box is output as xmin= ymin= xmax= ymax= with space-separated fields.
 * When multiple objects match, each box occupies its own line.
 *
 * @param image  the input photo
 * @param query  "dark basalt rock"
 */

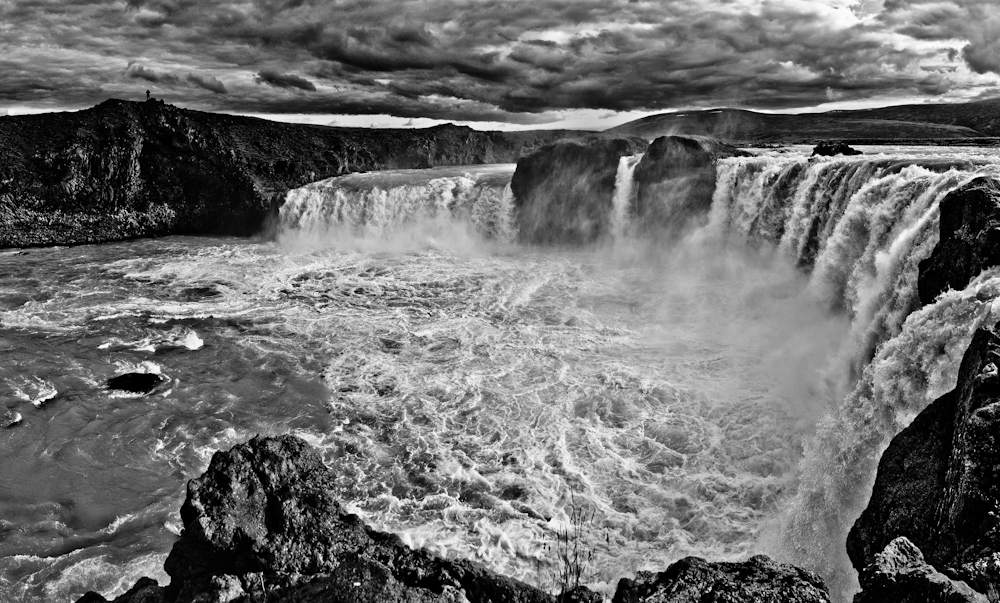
xmin=0 ymin=99 xmax=579 ymax=248
xmin=510 ymin=136 xmax=648 ymax=244
xmin=611 ymin=555 xmax=830 ymax=603
xmin=81 ymin=434 xmax=557 ymax=603
xmin=918 ymin=177 xmax=1000 ymax=305
xmin=75 ymin=435 xmax=834 ymax=603
xmin=631 ymin=135 xmax=751 ymax=239
xmin=106 ymin=373 xmax=165 ymax=394
xmin=810 ymin=141 xmax=862 ymax=156
xmin=848 ymin=324 xmax=1000 ymax=599
xmin=854 ymin=538 xmax=986 ymax=603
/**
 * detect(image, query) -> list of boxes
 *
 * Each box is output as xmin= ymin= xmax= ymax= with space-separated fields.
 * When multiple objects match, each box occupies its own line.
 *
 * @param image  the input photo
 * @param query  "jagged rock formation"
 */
xmin=918 ymin=177 xmax=1000 ymax=305
xmin=811 ymin=142 xmax=862 ymax=157
xmin=611 ymin=555 xmax=830 ymax=603
xmin=75 ymin=435 xmax=832 ymax=603
xmin=853 ymin=537 xmax=987 ymax=603
xmin=847 ymin=324 xmax=1000 ymax=600
xmin=510 ymin=136 xmax=648 ymax=243
xmin=79 ymin=435 xmax=555 ymax=603
xmin=631 ymin=135 xmax=751 ymax=239
xmin=0 ymin=99 xmax=578 ymax=248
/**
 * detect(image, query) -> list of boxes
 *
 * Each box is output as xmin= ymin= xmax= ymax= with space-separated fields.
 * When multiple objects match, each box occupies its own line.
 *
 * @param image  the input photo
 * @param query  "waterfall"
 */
xmin=277 ymin=166 xmax=517 ymax=247
xmin=611 ymin=154 xmax=642 ymax=239
xmin=707 ymin=152 xmax=1000 ymax=600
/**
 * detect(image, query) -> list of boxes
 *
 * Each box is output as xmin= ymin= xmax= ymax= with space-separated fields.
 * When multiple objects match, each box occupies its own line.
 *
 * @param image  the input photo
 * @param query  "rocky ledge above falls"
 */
xmin=918 ymin=177 xmax=1000 ymax=306
xmin=76 ymin=434 xmax=831 ymax=603
xmin=0 ymin=99 xmax=579 ymax=248
xmin=847 ymin=324 xmax=1000 ymax=601
xmin=510 ymin=135 xmax=748 ymax=244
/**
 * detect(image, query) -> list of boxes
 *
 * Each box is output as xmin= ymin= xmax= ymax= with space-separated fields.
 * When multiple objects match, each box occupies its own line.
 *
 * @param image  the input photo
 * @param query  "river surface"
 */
xmin=0 ymin=235 xmax=844 ymax=601
xmin=3 ymin=149 xmax=1000 ymax=602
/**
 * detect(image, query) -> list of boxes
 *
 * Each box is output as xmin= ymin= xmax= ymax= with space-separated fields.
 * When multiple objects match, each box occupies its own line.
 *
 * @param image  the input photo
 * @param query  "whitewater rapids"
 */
xmin=2 ymin=149 xmax=1000 ymax=602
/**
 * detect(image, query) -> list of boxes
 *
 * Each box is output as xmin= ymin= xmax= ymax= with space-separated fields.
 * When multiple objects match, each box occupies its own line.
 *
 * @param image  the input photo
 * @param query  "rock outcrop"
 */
xmin=853 ymin=537 xmax=987 ymax=603
xmin=847 ymin=324 xmax=1000 ymax=600
xmin=611 ymin=555 xmax=830 ymax=603
xmin=76 ymin=435 xmax=832 ymax=603
xmin=79 ymin=434 xmax=554 ymax=603
xmin=918 ymin=177 xmax=1000 ymax=305
xmin=810 ymin=142 xmax=862 ymax=157
xmin=0 ymin=99 xmax=578 ymax=248
xmin=510 ymin=136 xmax=648 ymax=244
xmin=631 ymin=135 xmax=751 ymax=239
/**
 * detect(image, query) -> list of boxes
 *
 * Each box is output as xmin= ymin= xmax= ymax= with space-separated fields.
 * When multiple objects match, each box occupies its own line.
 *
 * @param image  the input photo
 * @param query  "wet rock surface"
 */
xmin=848 ymin=324 xmax=1000 ymax=600
xmin=631 ymin=135 xmax=751 ymax=239
xmin=853 ymin=537 xmax=986 ymax=603
xmin=810 ymin=142 xmax=862 ymax=156
xmin=510 ymin=136 xmax=648 ymax=244
xmin=0 ymin=99 xmax=577 ymax=248
xmin=106 ymin=373 xmax=166 ymax=394
xmin=918 ymin=177 xmax=1000 ymax=305
xmin=78 ymin=435 xmax=557 ymax=603
xmin=611 ymin=555 xmax=830 ymax=603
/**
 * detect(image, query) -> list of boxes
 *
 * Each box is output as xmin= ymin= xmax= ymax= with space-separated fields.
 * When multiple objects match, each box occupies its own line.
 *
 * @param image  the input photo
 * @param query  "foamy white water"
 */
xmin=2 ymin=149 xmax=1000 ymax=603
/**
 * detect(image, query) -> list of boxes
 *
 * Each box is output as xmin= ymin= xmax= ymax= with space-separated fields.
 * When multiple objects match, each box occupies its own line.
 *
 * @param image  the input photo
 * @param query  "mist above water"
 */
xmin=4 ymin=148 xmax=1000 ymax=603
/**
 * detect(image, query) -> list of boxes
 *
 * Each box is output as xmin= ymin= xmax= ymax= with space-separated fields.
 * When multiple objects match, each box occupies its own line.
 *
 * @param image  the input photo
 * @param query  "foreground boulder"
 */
xmin=611 ymin=555 xmax=830 ymax=603
xmin=80 ymin=435 xmax=554 ymax=603
xmin=854 ymin=538 xmax=986 ymax=603
xmin=510 ymin=136 xmax=648 ymax=244
xmin=918 ymin=177 xmax=1000 ymax=305
xmin=810 ymin=142 xmax=862 ymax=157
xmin=76 ymin=435 xmax=832 ymax=603
xmin=847 ymin=324 xmax=1000 ymax=599
xmin=631 ymin=135 xmax=751 ymax=239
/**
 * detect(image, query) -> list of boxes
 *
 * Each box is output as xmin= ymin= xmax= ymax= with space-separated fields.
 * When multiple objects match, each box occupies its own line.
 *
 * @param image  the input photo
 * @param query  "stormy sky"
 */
xmin=1 ymin=0 xmax=998 ymax=128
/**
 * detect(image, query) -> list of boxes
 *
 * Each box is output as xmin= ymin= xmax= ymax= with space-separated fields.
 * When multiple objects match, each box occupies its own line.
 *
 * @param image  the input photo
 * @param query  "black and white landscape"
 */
xmin=2 ymin=2 xmax=1000 ymax=603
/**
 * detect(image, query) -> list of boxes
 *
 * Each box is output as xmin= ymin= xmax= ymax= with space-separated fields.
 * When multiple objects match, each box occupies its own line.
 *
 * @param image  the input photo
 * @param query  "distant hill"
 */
xmin=606 ymin=100 xmax=1000 ymax=142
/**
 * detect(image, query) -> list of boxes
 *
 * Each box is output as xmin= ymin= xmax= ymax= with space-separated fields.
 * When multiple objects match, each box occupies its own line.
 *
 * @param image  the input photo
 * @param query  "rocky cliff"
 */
xmin=509 ymin=135 xmax=746 ymax=244
xmin=630 ymin=135 xmax=750 ymax=239
xmin=918 ymin=177 xmax=1000 ymax=305
xmin=847 ymin=324 xmax=1000 ymax=601
xmin=75 ymin=435 xmax=831 ymax=603
xmin=510 ymin=136 xmax=648 ymax=244
xmin=0 ymin=99 xmax=578 ymax=248
xmin=847 ymin=176 xmax=1000 ymax=602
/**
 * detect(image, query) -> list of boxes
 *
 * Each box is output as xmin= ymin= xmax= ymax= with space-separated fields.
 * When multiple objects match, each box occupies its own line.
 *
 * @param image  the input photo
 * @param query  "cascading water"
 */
xmin=704 ymin=149 xmax=1000 ymax=600
xmin=611 ymin=155 xmax=642 ymax=239
xmin=5 ymin=147 xmax=1000 ymax=603
xmin=277 ymin=164 xmax=517 ymax=248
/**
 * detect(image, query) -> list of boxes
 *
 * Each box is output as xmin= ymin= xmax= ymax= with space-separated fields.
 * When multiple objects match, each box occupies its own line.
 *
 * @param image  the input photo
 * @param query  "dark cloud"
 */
xmin=1 ymin=0 xmax=996 ymax=123
xmin=187 ymin=73 xmax=227 ymax=94
xmin=254 ymin=69 xmax=317 ymax=91
xmin=125 ymin=63 xmax=180 ymax=85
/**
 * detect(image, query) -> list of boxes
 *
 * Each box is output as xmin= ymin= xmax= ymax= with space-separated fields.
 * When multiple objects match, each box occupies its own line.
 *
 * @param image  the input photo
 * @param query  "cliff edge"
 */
xmin=0 ymin=99 xmax=578 ymax=248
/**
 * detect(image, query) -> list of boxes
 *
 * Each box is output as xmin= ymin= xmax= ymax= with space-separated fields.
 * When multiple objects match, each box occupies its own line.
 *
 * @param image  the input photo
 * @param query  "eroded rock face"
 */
xmin=0 ymin=99 xmax=576 ymax=248
xmin=918 ymin=177 xmax=1000 ymax=305
xmin=854 ymin=538 xmax=987 ymax=603
xmin=78 ymin=434 xmax=555 ymax=603
xmin=510 ymin=136 xmax=648 ymax=244
xmin=631 ymin=135 xmax=750 ymax=239
xmin=611 ymin=555 xmax=830 ymax=603
xmin=848 ymin=324 xmax=1000 ymax=599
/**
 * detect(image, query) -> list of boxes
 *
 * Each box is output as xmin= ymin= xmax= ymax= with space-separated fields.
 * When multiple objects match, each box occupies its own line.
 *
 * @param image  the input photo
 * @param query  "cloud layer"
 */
xmin=1 ymin=0 xmax=998 ymax=124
